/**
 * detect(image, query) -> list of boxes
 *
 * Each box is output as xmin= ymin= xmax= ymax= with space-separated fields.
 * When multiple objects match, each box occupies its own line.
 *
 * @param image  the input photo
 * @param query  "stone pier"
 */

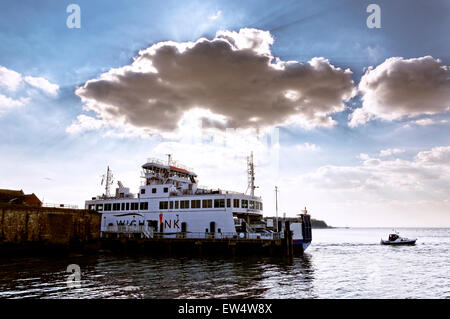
xmin=0 ymin=203 xmax=101 ymax=255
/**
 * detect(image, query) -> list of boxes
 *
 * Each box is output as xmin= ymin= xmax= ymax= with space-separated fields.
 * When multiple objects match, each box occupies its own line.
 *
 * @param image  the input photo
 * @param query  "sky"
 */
xmin=0 ymin=0 xmax=449 ymax=227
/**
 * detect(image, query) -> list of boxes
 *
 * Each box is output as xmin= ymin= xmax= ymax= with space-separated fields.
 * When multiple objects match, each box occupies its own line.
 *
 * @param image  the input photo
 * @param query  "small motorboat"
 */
xmin=381 ymin=232 xmax=417 ymax=245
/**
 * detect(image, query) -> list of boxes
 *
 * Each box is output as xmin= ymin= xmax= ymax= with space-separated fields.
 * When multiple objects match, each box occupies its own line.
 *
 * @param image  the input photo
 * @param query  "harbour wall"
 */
xmin=0 ymin=203 xmax=101 ymax=255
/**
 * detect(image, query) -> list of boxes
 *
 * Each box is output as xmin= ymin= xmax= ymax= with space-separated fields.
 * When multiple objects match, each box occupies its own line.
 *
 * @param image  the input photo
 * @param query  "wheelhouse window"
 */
xmin=170 ymin=201 xmax=174 ymax=209
xmin=180 ymin=200 xmax=190 ymax=209
xmin=140 ymin=202 xmax=148 ymax=210
xmin=163 ymin=187 xmax=168 ymax=193
xmin=140 ymin=189 xmax=145 ymax=194
xmin=104 ymin=203 xmax=112 ymax=211
xmin=202 ymin=199 xmax=212 ymax=208
xmin=121 ymin=203 xmax=125 ymax=210
xmin=214 ymin=199 xmax=225 ymax=208
xmin=152 ymin=188 xmax=157 ymax=193
xmin=131 ymin=202 xmax=139 ymax=210
xmin=233 ymin=199 xmax=239 ymax=208
xmin=227 ymin=199 xmax=231 ymax=208
xmin=88 ymin=204 xmax=95 ymax=210
xmin=96 ymin=204 xmax=103 ymax=211
xmin=191 ymin=200 xmax=201 ymax=209
xmin=126 ymin=202 xmax=129 ymax=210
xmin=249 ymin=201 xmax=255 ymax=209
xmin=159 ymin=201 xmax=168 ymax=210
xmin=242 ymin=200 xmax=248 ymax=208
xmin=113 ymin=203 xmax=120 ymax=211
xmin=175 ymin=201 xmax=179 ymax=209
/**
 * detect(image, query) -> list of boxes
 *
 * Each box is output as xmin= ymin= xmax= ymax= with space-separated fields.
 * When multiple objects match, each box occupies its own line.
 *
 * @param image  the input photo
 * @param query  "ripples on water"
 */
xmin=0 ymin=228 xmax=449 ymax=299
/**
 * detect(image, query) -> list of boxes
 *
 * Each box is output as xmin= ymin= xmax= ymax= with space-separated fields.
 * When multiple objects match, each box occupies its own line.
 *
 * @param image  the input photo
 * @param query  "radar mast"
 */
xmin=101 ymin=166 xmax=114 ymax=198
xmin=246 ymin=152 xmax=258 ymax=197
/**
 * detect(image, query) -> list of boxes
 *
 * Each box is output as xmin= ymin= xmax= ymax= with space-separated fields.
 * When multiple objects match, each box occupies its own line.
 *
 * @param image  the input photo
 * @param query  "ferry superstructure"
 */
xmin=85 ymin=154 xmax=312 ymax=252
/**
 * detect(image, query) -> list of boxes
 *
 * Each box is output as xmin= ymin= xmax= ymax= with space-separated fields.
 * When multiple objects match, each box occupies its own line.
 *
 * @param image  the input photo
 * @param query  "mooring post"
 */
xmin=284 ymin=221 xmax=293 ymax=257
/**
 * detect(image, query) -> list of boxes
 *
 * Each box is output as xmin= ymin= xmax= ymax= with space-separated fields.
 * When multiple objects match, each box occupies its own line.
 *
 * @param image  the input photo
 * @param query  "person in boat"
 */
xmin=388 ymin=234 xmax=399 ymax=241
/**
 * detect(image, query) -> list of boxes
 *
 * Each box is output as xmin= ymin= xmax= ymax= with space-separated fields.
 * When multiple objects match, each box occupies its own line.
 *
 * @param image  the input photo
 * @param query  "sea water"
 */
xmin=0 ymin=228 xmax=448 ymax=299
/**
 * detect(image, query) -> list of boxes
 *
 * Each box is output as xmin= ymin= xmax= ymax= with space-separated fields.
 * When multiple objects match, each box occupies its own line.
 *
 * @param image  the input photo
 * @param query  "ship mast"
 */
xmin=275 ymin=186 xmax=279 ymax=232
xmin=246 ymin=152 xmax=257 ymax=197
xmin=101 ymin=166 xmax=114 ymax=198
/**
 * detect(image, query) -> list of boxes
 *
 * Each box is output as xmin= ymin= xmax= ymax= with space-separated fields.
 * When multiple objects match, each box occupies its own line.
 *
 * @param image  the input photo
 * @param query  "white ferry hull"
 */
xmin=101 ymin=210 xmax=237 ymax=236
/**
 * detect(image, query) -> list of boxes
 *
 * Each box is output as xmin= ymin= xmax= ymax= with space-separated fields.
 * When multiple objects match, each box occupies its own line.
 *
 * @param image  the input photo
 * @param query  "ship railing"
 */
xmin=153 ymin=231 xmax=281 ymax=240
xmin=145 ymin=158 xmax=193 ymax=172
xmin=102 ymin=226 xmax=282 ymax=240
xmin=153 ymin=231 xmax=283 ymax=240
xmin=169 ymin=160 xmax=193 ymax=172
xmin=106 ymin=225 xmax=147 ymax=233
xmin=43 ymin=203 xmax=79 ymax=209
xmin=195 ymin=187 xmax=244 ymax=195
xmin=145 ymin=158 xmax=168 ymax=167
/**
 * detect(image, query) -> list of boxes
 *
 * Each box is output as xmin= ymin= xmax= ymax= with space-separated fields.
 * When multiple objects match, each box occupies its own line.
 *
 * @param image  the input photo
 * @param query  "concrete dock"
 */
xmin=100 ymin=225 xmax=299 ymax=257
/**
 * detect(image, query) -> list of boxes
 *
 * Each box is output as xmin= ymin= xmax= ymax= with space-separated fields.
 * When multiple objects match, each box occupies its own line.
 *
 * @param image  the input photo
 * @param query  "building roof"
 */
xmin=0 ymin=189 xmax=41 ymax=207
xmin=0 ymin=189 xmax=24 ymax=202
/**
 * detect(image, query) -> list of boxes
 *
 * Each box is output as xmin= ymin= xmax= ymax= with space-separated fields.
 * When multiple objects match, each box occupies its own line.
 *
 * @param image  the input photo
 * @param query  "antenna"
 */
xmin=166 ymin=154 xmax=172 ymax=165
xmin=101 ymin=166 xmax=114 ymax=198
xmin=246 ymin=152 xmax=258 ymax=197
xmin=275 ymin=186 xmax=279 ymax=232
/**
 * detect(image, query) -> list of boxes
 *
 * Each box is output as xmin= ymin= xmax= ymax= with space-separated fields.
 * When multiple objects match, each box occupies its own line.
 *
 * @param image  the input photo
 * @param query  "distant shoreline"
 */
xmin=311 ymin=218 xmax=332 ymax=229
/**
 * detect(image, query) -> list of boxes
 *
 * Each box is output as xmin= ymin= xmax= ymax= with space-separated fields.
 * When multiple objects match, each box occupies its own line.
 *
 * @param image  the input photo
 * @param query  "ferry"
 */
xmin=85 ymin=154 xmax=312 ymax=253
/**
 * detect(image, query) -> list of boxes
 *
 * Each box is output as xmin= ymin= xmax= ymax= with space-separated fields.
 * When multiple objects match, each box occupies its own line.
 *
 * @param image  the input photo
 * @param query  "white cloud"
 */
xmin=379 ymin=148 xmax=404 ymax=157
xmin=410 ymin=118 xmax=449 ymax=126
xmin=0 ymin=66 xmax=22 ymax=91
xmin=66 ymin=114 xmax=155 ymax=139
xmin=349 ymin=107 xmax=373 ymax=128
xmin=209 ymin=10 xmax=222 ymax=20
xmin=414 ymin=118 xmax=435 ymax=126
xmin=349 ymin=56 xmax=450 ymax=127
xmin=301 ymin=147 xmax=450 ymax=197
xmin=0 ymin=93 xmax=29 ymax=110
xmin=295 ymin=142 xmax=320 ymax=152
xmin=24 ymin=76 xmax=59 ymax=97
xmin=0 ymin=65 xmax=59 ymax=97
xmin=288 ymin=146 xmax=450 ymax=226
xmin=66 ymin=115 xmax=107 ymax=134
xmin=0 ymin=65 xmax=59 ymax=114
xmin=74 ymin=28 xmax=355 ymax=135
xmin=415 ymin=146 xmax=450 ymax=166
xmin=359 ymin=153 xmax=370 ymax=160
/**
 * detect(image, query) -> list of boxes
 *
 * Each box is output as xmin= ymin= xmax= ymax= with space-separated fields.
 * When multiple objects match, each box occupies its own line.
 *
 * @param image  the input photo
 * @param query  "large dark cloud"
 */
xmin=349 ymin=56 xmax=450 ymax=127
xmin=75 ymin=29 xmax=355 ymax=133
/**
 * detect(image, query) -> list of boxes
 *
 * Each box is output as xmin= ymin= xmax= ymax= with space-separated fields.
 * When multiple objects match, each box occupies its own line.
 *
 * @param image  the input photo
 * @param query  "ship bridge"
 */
xmin=141 ymin=156 xmax=198 ymax=197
